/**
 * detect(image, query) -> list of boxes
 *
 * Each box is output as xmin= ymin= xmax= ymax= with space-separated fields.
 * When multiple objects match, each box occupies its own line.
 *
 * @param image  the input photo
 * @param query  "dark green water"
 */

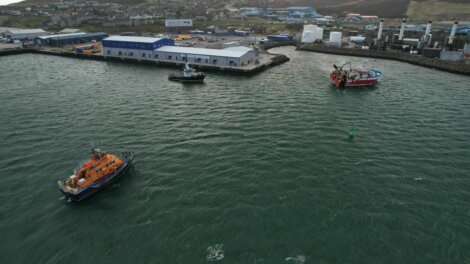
xmin=1 ymin=47 xmax=470 ymax=263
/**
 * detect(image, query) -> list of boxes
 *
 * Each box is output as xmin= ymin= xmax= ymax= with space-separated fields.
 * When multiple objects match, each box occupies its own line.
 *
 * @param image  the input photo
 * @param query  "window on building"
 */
xmin=129 ymin=52 xmax=133 ymax=56
xmin=143 ymin=53 xmax=146 ymax=58
xmin=168 ymin=55 xmax=172 ymax=60
xmin=107 ymin=50 xmax=111 ymax=55
xmin=155 ymin=54 xmax=158 ymax=58
xmin=205 ymin=59 xmax=208 ymax=63
xmin=213 ymin=59 xmax=217 ymax=64
xmin=118 ymin=51 xmax=122 ymax=56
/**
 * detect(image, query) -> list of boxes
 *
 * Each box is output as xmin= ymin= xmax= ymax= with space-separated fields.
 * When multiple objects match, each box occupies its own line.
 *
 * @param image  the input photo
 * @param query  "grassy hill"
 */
xmin=10 ymin=0 xmax=470 ymax=20
xmin=406 ymin=0 xmax=470 ymax=20
xmin=286 ymin=0 xmax=470 ymax=19
xmin=310 ymin=0 xmax=410 ymax=18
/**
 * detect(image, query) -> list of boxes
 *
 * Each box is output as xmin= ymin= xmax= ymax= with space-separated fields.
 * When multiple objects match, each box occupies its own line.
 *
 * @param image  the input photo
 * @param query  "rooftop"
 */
xmin=38 ymin=32 xmax=86 ymax=40
xmin=0 ymin=27 xmax=19 ymax=33
xmin=58 ymin=28 xmax=83 ymax=34
xmin=223 ymin=46 xmax=255 ymax=53
xmin=103 ymin=36 xmax=164 ymax=43
xmin=6 ymin=28 xmax=46 ymax=34
xmin=155 ymin=46 xmax=253 ymax=58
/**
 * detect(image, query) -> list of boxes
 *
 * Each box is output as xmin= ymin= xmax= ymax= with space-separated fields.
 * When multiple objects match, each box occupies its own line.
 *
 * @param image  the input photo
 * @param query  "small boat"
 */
xmin=330 ymin=60 xmax=383 ymax=88
xmin=58 ymin=148 xmax=134 ymax=202
xmin=169 ymin=63 xmax=206 ymax=83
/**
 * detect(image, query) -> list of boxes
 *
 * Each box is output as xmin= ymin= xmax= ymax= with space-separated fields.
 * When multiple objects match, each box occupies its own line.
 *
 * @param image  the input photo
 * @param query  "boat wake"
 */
xmin=206 ymin=244 xmax=224 ymax=261
xmin=285 ymin=255 xmax=306 ymax=263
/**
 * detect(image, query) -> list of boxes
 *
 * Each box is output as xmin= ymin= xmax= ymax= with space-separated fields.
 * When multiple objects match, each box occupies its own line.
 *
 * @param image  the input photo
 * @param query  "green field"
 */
xmin=1 ymin=16 xmax=48 ymax=28
xmin=406 ymin=0 xmax=470 ymax=20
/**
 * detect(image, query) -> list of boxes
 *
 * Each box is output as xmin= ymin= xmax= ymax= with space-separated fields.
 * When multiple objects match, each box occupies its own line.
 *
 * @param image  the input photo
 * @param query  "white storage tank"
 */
xmin=301 ymin=31 xmax=315 ymax=43
xmin=464 ymin=43 xmax=470 ymax=56
xmin=303 ymin=24 xmax=317 ymax=32
xmin=329 ymin=31 xmax=342 ymax=47
xmin=315 ymin=27 xmax=324 ymax=41
xmin=349 ymin=36 xmax=365 ymax=43
xmin=440 ymin=50 xmax=463 ymax=62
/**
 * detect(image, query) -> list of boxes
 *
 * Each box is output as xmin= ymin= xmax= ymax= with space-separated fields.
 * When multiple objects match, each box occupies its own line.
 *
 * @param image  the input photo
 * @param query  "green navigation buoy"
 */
xmin=349 ymin=127 xmax=356 ymax=139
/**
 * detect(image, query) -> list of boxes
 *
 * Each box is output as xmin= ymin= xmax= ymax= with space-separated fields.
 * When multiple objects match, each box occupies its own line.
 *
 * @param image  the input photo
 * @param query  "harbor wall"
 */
xmin=298 ymin=44 xmax=470 ymax=76
xmin=28 ymin=49 xmax=289 ymax=76
xmin=0 ymin=48 xmax=30 ymax=57
xmin=0 ymin=47 xmax=289 ymax=75
xmin=262 ymin=41 xmax=297 ymax=51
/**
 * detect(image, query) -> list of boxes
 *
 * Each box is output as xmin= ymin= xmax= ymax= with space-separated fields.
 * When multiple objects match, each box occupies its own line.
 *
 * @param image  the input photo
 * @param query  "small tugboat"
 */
xmin=168 ymin=63 xmax=206 ymax=83
xmin=330 ymin=60 xmax=383 ymax=88
xmin=58 ymin=148 xmax=134 ymax=202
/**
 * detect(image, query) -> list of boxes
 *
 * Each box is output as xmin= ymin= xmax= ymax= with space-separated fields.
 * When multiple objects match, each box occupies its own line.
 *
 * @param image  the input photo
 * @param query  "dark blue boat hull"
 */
xmin=60 ymin=152 xmax=134 ymax=202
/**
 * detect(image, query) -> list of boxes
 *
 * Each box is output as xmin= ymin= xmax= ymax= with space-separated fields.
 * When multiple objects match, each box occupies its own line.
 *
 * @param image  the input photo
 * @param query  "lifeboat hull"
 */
xmin=168 ymin=74 xmax=205 ymax=83
xmin=59 ymin=152 xmax=134 ymax=202
xmin=330 ymin=72 xmax=379 ymax=88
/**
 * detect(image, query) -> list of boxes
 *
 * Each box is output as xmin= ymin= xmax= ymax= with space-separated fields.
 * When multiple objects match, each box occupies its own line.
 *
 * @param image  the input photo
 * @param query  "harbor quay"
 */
xmin=256 ymin=40 xmax=470 ymax=76
xmin=0 ymin=35 xmax=289 ymax=75
xmin=297 ymin=44 xmax=470 ymax=76
xmin=28 ymin=48 xmax=289 ymax=75
xmin=296 ymin=21 xmax=470 ymax=76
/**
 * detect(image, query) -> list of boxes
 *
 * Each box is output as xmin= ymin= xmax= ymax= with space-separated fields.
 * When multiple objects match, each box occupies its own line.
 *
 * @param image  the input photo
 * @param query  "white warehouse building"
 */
xmin=154 ymin=46 xmax=258 ymax=67
xmin=165 ymin=19 xmax=193 ymax=28
xmin=4 ymin=28 xmax=47 ymax=40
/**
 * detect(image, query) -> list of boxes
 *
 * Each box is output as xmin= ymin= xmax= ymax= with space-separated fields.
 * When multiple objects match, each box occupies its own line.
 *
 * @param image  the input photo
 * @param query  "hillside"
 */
xmin=309 ymin=0 xmax=410 ymax=18
xmin=406 ymin=0 xmax=470 ymax=20
xmin=298 ymin=0 xmax=470 ymax=19
xmin=10 ymin=0 xmax=470 ymax=20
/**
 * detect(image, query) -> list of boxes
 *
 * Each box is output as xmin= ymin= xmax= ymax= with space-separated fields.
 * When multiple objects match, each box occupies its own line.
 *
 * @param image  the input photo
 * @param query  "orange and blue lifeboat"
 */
xmin=58 ymin=149 xmax=134 ymax=202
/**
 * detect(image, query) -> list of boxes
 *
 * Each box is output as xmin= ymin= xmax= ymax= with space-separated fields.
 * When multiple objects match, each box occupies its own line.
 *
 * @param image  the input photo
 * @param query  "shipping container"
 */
xmin=422 ymin=48 xmax=442 ymax=58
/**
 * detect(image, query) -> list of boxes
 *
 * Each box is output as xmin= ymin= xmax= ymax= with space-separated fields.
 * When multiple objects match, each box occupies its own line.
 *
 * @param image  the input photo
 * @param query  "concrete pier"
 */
xmin=0 ymin=46 xmax=289 ymax=76
xmin=0 ymin=44 xmax=28 ymax=56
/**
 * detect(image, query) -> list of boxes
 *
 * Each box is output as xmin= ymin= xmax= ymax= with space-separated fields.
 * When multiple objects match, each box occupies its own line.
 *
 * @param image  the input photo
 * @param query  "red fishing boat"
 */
xmin=330 ymin=60 xmax=383 ymax=88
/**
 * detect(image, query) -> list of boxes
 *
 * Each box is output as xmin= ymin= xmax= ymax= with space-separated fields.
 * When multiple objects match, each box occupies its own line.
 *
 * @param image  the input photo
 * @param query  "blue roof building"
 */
xmin=102 ymin=36 xmax=174 ymax=50
xmin=239 ymin=7 xmax=264 ymax=16
xmin=102 ymin=36 xmax=175 ymax=59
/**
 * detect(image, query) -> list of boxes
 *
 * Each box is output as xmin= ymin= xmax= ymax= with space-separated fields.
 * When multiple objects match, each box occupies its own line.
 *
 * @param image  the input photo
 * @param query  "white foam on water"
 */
xmin=285 ymin=255 xmax=306 ymax=264
xmin=206 ymin=244 xmax=224 ymax=261
xmin=354 ymin=159 xmax=374 ymax=165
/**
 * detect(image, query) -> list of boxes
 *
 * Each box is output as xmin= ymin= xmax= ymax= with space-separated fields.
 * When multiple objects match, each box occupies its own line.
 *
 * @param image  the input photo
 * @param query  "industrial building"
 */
xmin=0 ymin=27 xmax=16 ymax=37
xmin=165 ymin=19 xmax=193 ymax=28
xmin=4 ymin=28 xmax=47 ymax=40
xmin=154 ymin=46 xmax=258 ymax=67
xmin=58 ymin=28 xmax=83 ymax=34
xmin=286 ymin=6 xmax=322 ymax=18
xmin=36 ymin=32 xmax=108 ymax=46
xmin=239 ymin=7 xmax=264 ymax=16
xmin=102 ymin=36 xmax=174 ymax=59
